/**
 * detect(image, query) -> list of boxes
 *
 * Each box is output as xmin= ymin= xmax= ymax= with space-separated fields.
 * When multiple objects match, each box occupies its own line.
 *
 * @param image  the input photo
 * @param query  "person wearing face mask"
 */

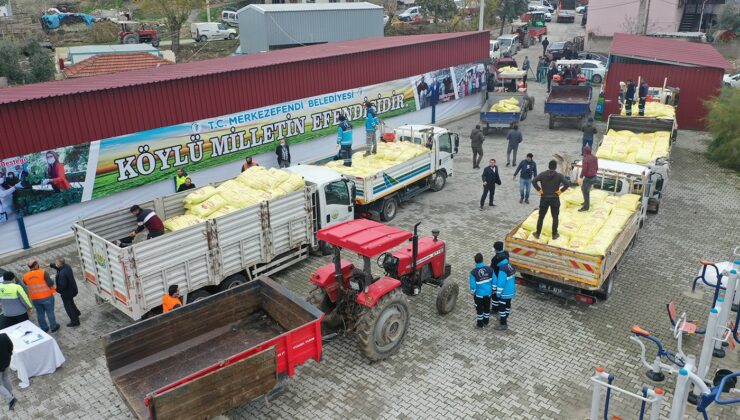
xmin=42 ymin=151 xmax=70 ymax=192
xmin=0 ymin=172 xmax=22 ymax=222
xmin=275 ymin=139 xmax=291 ymax=168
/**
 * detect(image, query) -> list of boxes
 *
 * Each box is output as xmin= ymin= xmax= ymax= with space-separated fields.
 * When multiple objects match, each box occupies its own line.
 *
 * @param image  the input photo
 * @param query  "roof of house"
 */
xmin=610 ymin=33 xmax=732 ymax=70
xmin=240 ymin=2 xmax=382 ymax=14
xmin=63 ymin=52 xmax=173 ymax=79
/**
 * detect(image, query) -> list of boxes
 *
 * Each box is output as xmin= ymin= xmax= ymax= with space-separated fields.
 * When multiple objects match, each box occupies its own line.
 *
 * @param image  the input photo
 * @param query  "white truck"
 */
xmin=505 ymin=156 xmax=649 ymax=304
xmin=599 ymin=115 xmax=677 ymax=214
xmin=73 ymin=125 xmax=456 ymax=320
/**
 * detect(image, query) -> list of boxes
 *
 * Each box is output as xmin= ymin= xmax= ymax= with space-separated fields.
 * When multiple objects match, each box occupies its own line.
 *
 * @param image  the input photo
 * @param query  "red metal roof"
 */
xmin=63 ymin=52 xmax=173 ymax=79
xmin=317 ymin=219 xmax=412 ymax=257
xmin=0 ymin=31 xmax=488 ymax=157
xmin=610 ymin=33 xmax=732 ymax=70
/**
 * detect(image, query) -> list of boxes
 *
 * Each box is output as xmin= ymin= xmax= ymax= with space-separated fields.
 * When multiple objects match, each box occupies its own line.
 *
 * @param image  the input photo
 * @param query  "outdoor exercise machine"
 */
xmin=692 ymin=258 xmax=740 ymax=312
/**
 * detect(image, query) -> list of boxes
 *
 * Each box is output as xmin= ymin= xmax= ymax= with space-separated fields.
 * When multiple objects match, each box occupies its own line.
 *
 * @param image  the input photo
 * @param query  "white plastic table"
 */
xmin=0 ymin=320 xmax=65 ymax=388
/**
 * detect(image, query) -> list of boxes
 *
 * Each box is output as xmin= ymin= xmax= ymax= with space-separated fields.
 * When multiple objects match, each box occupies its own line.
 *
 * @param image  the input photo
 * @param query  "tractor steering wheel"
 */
xmin=377 ymin=252 xmax=391 ymax=269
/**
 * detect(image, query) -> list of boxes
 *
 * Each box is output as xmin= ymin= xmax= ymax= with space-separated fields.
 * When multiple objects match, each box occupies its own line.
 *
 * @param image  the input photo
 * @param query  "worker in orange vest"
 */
xmin=162 ymin=285 xmax=182 ymax=313
xmin=241 ymin=157 xmax=258 ymax=172
xmin=22 ymin=260 xmax=60 ymax=333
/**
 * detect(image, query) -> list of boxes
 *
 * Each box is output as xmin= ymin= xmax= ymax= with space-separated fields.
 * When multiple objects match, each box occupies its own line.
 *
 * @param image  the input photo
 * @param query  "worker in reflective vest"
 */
xmin=174 ymin=168 xmax=188 ymax=191
xmin=22 ymin=260 xmax=60 ymax=333
xmin=162 ymin=285 xmax=182 ymax=313
xmin=241 ymin=157 xmax=258 ymax=172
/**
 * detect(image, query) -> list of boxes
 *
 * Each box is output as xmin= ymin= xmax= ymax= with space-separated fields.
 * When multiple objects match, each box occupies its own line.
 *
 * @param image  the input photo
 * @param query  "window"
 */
xmin=325 ymin=181 xmax=350 ymax=206
xmin=438 ymin=133 xmax=452 ymax=153
xmin=218 ymin=23 xmax=227 ymax=30
xmin=582 ymin=63 xmax=595 ymax=69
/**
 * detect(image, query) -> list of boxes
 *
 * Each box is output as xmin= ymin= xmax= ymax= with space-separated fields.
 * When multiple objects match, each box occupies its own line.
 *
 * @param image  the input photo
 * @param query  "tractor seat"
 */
xmin=699 ymin=259 xmax=716 ymax=266
xmin=666 ymin=302 xmax=698 ymax=334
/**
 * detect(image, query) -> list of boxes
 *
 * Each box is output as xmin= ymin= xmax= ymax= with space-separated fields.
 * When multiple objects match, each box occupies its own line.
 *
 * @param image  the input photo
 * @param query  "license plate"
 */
xmin=349 ymin=281 xmax=359 ymax=291
xmin=538 ymin=283 xmax=563 ymax=295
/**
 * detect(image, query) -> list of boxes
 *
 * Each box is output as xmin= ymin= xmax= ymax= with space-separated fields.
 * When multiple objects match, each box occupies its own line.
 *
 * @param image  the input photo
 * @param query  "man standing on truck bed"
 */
xmin=129 ymin=205 xmax=165 ymax=240
xmin=480 ymin=159 xmax=502 ymax=210
xmin=364 ymin=101 xmax=379 ymax=156
xmin=625 ymin=79 xmax=636 ymax=116
xmin=579 ymin=145 xmax=598 ymax=212
xmin=638 ymin=80 xmax=649 ymax=116
xmin=532 ymin=160 xmax=570 ymax=240
xmin=336 ymin=114 xmax=354 ymax=167
xmin=470 ymin=125 xmax=485 ymax=169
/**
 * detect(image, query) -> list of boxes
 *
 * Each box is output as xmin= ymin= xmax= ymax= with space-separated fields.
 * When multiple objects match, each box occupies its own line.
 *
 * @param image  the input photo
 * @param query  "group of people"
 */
xmin=335 ymin=101 xmax=382 ymax=167
xmin=469 ymin=242 xmax=516 ymax=330
xmin=0 ymin=257 xmax=83 ymax=411
xmin=619 ymin=79 xmax=650 ymax=116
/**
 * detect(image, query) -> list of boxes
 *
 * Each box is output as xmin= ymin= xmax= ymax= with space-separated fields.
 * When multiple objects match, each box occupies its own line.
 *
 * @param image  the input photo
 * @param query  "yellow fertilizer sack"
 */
xmin=549 ymin=234 xmax=571 ymax=249
xmin=558 ymin=220 xmax=580 ymax=237
xmin=627 ymin=137 xmax=643 ymax=153
xmin=163 ymin=214 xmax=203 ymax=232
xmin=616 ymin=194 xmax=641 ymax=211
xmin=568 ymin=238 xmax=588 ymax=252
xmin=531 ymin=233 xmax=551 ymax=245
xmin=562 ymin=189 xmax=584 ymax=206
xmin=205 ymin=204 xmax=238 ymax=220
xmin=584 ymin=238 xmax=611 ymax=256
xmin=595 ymin=144 xmax=613 ymax=160
xmin=183 ymin=186 xmax=217 ymax=206
xmin=607 ymin=208 xmax=633 ymax=229
xmin=635 ymin=143 xmax=655 ymax=164
xmin=189 ymin=193 xmax=227 ymax=218
xmin=625 ymin=152 xmax=638 ymax=163
xmin=596 ymin=227 xmax=621 ymax=244
xmin=274 ymin=173 xmax=305 ymax=195
xmin=521 ymin=210 xmax=540 ymax=232
xmin=513 ymin=228 xmax=530 ymax=240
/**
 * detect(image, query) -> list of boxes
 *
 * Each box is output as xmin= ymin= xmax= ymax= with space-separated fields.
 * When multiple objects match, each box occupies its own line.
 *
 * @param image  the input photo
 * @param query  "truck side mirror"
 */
xmin=453 ymin=134 xmax=459 ymax=154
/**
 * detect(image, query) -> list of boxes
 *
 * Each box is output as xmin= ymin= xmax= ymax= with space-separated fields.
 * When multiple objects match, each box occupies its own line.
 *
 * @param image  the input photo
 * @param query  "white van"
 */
xmin=190 ymin=22 xmax=237 ymax=42
xmin=489 ymin=40 xmax=501 ymax=60
xmin=496 ymin=34 xmax=519 ymax=57
xmin=221 ymin=10 xmax=238 ymax=26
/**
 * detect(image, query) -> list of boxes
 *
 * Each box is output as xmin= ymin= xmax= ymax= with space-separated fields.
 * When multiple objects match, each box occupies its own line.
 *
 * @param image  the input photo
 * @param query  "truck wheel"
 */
xmin=430 ymin=171 xmax=447 ymax=192
xmin=520 ymin=109 xmax=528 ymax=121
xmin=592 ymin=74 xmax=602 ymax=84
xmin=548 ymin=115 xmax=554 ymax=129
xmin=528 ymin=97 xmax=535 ymax=110
xmin=380 ymin=197 xmax=398 ymax=221
xmin=436 ymin=281 xmax=459 ymax=315
xmin=594 ymin=272 xmax=615 ymax=301
xmin=187 ymin=289 xmax=211 ymax=302
xmin=123 ymin=34 xmax=139 ymax=44
xmin=356 ymin=289 xmax=410 ymax=362
xmin=220 ymin=273 xmax=247 ymax=290
xmin=228 ymin=33 xmax=236 ymax=40
xmin=199 ymin=35 xmax=207 ymax=42
xmin=151 ymin=39 xmax=160 ymax=47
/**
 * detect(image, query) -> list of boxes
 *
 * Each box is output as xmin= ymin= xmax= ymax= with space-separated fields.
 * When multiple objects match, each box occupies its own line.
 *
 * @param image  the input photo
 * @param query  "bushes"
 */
xmin=705 ymin=88 xmax=740 ymax=171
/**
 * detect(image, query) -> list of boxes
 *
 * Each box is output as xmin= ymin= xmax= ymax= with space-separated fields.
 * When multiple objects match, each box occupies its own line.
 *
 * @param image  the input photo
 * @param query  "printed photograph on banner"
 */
xmin=414 ymin=68 xmax=455 ymax=110
xmin=0 ymin=144 xmax=91 ymax=222
xmin=453 ymin=63 xmax=487 ymax=99
xmin=92 ymin=77 xmax=417 ymax=199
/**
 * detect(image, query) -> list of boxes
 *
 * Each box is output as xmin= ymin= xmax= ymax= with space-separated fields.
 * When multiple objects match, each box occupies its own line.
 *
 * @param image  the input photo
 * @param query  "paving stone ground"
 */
xmin=1 ymin=24 xmax=739 ymax=420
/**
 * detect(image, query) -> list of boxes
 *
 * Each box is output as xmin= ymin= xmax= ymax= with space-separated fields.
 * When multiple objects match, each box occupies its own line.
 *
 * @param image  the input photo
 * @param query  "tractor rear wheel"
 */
xmin=307 ymin=286 xmax=341 ymax=333
xmin=436 ymin=281 xmax=459 ymax=315
xmin=123 ymin=34 xmax=139 ymax=44
xmin=356 ymin=289 xmax=409 ymax=362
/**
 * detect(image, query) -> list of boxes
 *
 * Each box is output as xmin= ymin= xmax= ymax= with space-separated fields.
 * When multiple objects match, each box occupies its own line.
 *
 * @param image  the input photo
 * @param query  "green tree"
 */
xmin=0 ymin=39 xmax=55 ymax=85
xmin=496 ymin=0 xmax=527 ymax=35
xmin=0 ymin=41 xmax=23 ymax=84
xmin=716 ymin=4 xmax=740 ymax=32
xmin=137 ymin=0 xmax=202 ymax=53
xmin=418 ymin=0 xmax=457 ymax=22
xmin=705 ymin=89 xmax=740 ymax=171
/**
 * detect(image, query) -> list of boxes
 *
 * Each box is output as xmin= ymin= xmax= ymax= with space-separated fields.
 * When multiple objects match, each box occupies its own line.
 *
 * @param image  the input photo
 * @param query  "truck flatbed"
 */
xmin=545 ymin=85 xmax=592 ymax=129
xmin=480 ymin=92 xmax=528 ymax=131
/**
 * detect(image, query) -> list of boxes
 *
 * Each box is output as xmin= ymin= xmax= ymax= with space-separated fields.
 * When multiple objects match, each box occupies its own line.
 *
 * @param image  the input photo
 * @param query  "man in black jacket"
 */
xmin=276 ymin=139 xmax=291 ymax=168
xmin=0 ymin=332 xmax=15 ymax=410
xmin=625 ymin=79 xmax=637 ymax=116
xmin=48 ymin=257 xmax=80 ymax=327
xmin=532 ymin=160 xmax=570 ymax=240
xmin=480 ymin=159 xmax=502 ymax=210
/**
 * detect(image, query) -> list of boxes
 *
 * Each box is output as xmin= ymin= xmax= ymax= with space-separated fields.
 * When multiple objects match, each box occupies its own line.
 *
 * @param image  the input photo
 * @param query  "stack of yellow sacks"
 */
xmin=595 ymin=129 xmax=670 ymax=164
xmin=163 ymin=167 xmax=306 ymax=232
xmin=512 ymin=189 xmax=641 ymax=256
xmin=324 ymin=141 xmax=430 ymax=178
xmin=489 ymin=97 xmax=521 ymax=112
xmin=620 ymin=102 xmax=675 ymax=119
xmin=497 ymin=66 xmax=519 ymax=73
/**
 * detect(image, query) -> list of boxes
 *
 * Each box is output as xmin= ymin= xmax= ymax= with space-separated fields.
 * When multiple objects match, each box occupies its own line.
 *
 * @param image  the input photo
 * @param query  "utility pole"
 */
xmin=642 ymin=0 xmax=651 ymax=34
xmin=206 ymin=0 xmax=211 ymax=22
xmin=479 ymin=0 xmax=486 ymax=32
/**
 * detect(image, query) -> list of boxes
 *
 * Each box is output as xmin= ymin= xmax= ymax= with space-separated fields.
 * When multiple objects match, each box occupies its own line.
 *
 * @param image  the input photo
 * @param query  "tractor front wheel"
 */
xmin=151 ymin=39 xmax=160 ymax=47
xmin=356 ymin=289 xmax=410 ymax=362
xmin=436 ymin=281 xmax=459 ymax=315
xmin=123 ymin=34 xmax=140 ymax=44
xmin=307 ymin=286 xmax=341 ymax=333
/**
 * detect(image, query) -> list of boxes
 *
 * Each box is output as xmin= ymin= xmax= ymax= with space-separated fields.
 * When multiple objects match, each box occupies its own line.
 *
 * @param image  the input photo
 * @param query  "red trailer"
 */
xmin=102 ymin=278 xmax=323 ymax=419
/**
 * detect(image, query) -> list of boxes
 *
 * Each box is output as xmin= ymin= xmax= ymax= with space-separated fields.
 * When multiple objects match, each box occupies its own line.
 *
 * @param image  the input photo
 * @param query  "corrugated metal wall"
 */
xmin=603 ymin=63 xmax=724 ymax=130
xmin=0 ymin=32 xmax=488 ymax=158
xmin=239 ymin=8 xmax=384 ymax=54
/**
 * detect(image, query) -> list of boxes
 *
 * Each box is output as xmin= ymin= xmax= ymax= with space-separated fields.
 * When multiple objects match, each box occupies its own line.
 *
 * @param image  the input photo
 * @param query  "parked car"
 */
xmin=556 ymin=59 xmax=606 ymax=83
xmin=222 ymin=9 xmax=238 ymax=26
xmin=577 ymin=51 xmax=608 ymax=65
xmin=398 ymin=6 xmax=421 ymax=22
xmin=547 ymin=41 xmax=577 ymax=60
xmin=529 ymin=1 xmax=554 ymax=13
xmin=490 ymin=40 xmax=501 ymax=60
xmin=496 ymin=34 xmax=520 ymax=57
xmin=528 ymin=5 xmax=553 ymax=20
xmin=723 ymin=72 xmax=740 ymax=87
xmin=576 ymin=5 xmax=587 ymax=13
xmin=190 ymin=22 xmax=237 ymax=42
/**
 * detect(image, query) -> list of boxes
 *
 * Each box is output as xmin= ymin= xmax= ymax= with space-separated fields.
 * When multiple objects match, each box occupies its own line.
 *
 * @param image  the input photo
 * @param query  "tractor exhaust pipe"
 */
xmin=412 ymin=222 xmax=421 ymax=274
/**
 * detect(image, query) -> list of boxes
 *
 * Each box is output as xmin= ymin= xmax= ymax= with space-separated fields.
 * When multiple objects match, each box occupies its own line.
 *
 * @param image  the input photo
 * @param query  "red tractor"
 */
xmin=308 ymin=219 xmax=458 ymax=361
xmin=118 ymin=21 xmax=160 ymax=47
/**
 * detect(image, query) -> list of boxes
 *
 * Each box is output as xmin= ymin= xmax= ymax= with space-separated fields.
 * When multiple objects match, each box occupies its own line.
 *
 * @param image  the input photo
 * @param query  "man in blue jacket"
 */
xmin=513 ymin=153 xmax=537 ymax=204
xmin=364 ymin=101 xmax=379 ymax=156
xmin=469 ymin=253 xmax=494 ymax=328
xmin=336 ymin=114 xmax=353 ymax=167
xmin=494 ymin=258 xmax=516 ymax=331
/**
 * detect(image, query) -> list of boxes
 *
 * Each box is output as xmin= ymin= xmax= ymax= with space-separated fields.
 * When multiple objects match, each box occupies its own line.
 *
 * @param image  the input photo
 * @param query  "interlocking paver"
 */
xmin=1 ymin=28 xmax=739 ymax=420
